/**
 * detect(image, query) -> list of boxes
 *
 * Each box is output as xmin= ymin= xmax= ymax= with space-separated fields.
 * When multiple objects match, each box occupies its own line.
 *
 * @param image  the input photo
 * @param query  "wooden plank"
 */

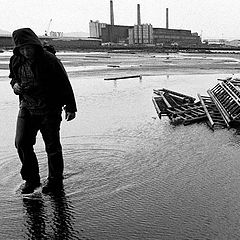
xmin=104 ymin=75 xmax=142 ymax=81
xmin=161 ymin=88 xmax=196 ymax=102
xmin=207 ymin=90 xmax=230 ymax=128
xmin=183 ymin=115 xmax=207 ymax=125
xmin=198 ymin=94 xmax=215 ymax=128
xmin=152 ymin=97 xmax=162 ymax=118
xmin=159 ymin=92 xmax=172 ymax=108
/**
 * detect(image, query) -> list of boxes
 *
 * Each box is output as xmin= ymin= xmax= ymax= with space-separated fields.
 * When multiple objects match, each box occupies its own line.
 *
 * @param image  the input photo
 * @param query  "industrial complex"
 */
xmin=89 ymin=1 xmax=202 ymax=47
xmin=2 ymin=0 xmax=238 ymax=51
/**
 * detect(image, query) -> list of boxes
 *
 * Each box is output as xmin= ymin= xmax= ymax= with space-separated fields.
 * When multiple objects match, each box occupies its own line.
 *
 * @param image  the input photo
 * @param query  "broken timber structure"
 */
xmin=152 ymin=78 xmax=240 ymax=130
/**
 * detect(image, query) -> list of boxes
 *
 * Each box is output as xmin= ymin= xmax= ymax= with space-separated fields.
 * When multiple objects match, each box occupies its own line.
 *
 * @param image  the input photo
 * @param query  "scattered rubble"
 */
xmin=152 ymin=77 xmax=240 ymax=130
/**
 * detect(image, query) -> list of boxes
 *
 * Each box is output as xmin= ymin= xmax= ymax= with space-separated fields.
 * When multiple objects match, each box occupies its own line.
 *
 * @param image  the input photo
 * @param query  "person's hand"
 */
xmin=12 ymin=83 xmax=22 ymax=95
xmin=65 ymin=111 xmax=76 ymax=121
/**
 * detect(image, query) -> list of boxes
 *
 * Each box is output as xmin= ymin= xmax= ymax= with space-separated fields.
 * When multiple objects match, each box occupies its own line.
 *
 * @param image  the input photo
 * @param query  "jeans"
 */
xmin=15 ymin=108 xmax=64 ymax=182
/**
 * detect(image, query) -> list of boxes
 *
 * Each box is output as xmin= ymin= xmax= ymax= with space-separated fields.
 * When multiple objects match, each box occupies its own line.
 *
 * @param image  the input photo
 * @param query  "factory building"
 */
xmin=90 ymin=21 xmax=201 ymax=47
xmin=89 ymin=1 xmax=202 ymax=47
xmin=47 ymin=37 xmax=101 ymax=50
xmin=153 ymin=28 xmax=201 ymax=47
xmin=89 ymin=21 xmax=131 ymax=44
xmin=101 ymin=24 xmax=132 ymax=44
xmin=89 ymin=20 xmax=107 ymax=38
xmin=0 ymin=34 xmax=12 ymax=49
xmin=128 ymin=4 xmax=154 ymax=45
xmin=0 ymin=34 xmax=102 ymax=50
xmin=49 ymin=31 xmax=63 ymax=38
xmin=129 ymin=24 xmax=153 ymax=45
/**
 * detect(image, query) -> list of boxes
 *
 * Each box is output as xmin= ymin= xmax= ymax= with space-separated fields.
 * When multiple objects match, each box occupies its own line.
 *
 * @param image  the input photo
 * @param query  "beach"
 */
xmin=1 ymin=50 xmax=240 ymax=239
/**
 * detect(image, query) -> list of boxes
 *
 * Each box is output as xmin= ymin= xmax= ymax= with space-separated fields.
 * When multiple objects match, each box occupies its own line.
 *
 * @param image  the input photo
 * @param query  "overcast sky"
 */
xmin=1 ymin=0 xmax=240 ymax=40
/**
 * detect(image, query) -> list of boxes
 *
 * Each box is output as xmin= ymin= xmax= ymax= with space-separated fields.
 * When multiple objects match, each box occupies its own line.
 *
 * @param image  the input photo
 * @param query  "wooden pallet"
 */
xmin=210 ymin=83 xmax=240 ymax=120
xmin=166 ymin=102 xmax=206 ymax=125
xmin=153 ymin=84 xmax=240 ymax=129
xmin=152 ymin=89 xmax=206 ymax=125
xmin=198 ymin=94 xmax=228 ymax=129
xmin=153 ymin=88 xmax=195 ymax=105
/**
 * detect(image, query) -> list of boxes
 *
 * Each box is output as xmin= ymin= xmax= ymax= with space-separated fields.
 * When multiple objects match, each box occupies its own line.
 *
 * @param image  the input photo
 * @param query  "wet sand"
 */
xmin=1 ymin=51 xmax=240 ymax=239
xmin=1 ymin=50 xmax=240 ymax=76
xmin=61 ymin=51 xmax=240 ymax=77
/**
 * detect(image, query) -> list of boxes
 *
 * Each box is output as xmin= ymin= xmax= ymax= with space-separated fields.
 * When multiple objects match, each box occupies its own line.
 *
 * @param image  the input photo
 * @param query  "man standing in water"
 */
xmin=9 ymin=28 xmax=77 ymax=194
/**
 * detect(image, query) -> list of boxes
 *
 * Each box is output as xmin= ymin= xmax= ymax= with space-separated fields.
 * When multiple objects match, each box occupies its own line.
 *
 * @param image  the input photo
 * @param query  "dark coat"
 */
xmin=9 ymin=28 xmax=77 ymax=113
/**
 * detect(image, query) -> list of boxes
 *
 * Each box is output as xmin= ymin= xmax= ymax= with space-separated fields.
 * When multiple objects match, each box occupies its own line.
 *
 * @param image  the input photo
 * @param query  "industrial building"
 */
xmin=0 ymin=34 xmax=101 ymax=50
xmin=89 ymin=20 xmax=107 ymax=39
xmin=89 ymin=1 xmax=201 ymax=47
xmin=1 ymin=0 xmax=201 ymax=50
xmin=129 ymin=24 xmax=153 ymax=45
xmin=153 ymin=28 xmax=201 ymax=47
xmin=0 ymin=34 xmax=12 ymax=49
xmin=47 ymin=37 xmax=101 ymax=50
xmin=101 ymin=24 xmax=132 ymax=44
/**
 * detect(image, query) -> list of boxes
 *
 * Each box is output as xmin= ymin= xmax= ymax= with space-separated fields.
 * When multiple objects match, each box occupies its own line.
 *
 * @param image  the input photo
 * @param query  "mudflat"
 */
xmin=60 ymin=51 xmax=240 ymax=78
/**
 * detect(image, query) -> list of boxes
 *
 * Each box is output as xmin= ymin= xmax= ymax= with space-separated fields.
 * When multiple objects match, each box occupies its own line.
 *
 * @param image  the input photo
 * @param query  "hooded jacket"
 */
xmin=9 ymin=28 xmax=77 ymax=113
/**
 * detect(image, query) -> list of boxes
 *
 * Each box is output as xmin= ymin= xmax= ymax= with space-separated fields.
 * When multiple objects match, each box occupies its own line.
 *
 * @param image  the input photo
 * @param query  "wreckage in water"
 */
xmin=152 ymin=78 xmax=240 ymax=130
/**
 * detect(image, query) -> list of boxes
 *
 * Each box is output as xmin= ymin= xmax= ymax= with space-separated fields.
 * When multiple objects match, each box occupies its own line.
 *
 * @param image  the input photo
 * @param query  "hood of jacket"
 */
xmin=12 ymin=28 xmax=43 ymax=55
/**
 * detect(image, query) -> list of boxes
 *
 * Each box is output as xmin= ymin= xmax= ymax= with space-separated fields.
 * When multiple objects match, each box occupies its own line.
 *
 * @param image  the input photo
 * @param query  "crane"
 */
xmin=44 ymin=19 xmax=52 ymax=36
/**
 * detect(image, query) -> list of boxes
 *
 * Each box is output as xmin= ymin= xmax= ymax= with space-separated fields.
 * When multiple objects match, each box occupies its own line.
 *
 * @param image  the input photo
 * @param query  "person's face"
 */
xmin=19 ymin=45 xmax=36 ymax=60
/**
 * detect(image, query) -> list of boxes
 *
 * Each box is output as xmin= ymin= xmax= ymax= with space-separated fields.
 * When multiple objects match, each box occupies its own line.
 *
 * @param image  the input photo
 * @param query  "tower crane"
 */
xmin=45 ymin=19 xmax=52 ymax=36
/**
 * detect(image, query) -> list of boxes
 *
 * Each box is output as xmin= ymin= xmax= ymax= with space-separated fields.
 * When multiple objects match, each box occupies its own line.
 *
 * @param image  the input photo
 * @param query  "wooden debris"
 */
xmin=217 ymin=76 xmax=232 ymax=81
xmin=107 ymin=65 xmax=120 ymax=68
xmin=230 ymin=78 xmax=240 ymax=87
xmin=152 ymin=88 xmax=205 ymax=125
xmin=152 ymin=79 xmax=240 ymax=130
xmin=104 ymin=75 xmax=142 ymax=81
xmin=152 ymin=97 xmax=163 ymax=118
xmin=153 ymin=88 xmax=195 ymax=105
xmin=209 ymin=82 xmax=240 ymax=120
xmin=198 ymin=94 xmax=228 ymax=129
xmin=167 ymin=102 xmax=206 ymax=126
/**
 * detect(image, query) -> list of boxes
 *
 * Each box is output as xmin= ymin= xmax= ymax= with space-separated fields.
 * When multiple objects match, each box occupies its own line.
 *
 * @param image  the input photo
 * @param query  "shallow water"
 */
xmin=1 ymin=51 xmax=240 ymax=239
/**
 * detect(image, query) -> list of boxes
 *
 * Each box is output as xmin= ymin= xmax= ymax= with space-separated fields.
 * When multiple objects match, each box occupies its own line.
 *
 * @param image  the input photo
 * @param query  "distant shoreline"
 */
xmin=1 ymin=49 xmax=240 ymax=77
xmin=3 ymin=45 xmax=240 ymax=55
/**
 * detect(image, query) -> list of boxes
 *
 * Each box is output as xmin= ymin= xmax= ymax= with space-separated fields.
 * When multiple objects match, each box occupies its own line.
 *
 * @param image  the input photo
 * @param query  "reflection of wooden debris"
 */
xmin=152 ymin=80 xmax=240 ymax=130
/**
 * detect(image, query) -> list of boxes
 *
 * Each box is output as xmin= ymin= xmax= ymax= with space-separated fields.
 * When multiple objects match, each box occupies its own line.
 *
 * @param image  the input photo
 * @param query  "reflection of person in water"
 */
xmin=51 ymin=192 xmax=75 ymax=238
xmin=22 ymin=198 xmax=46 ymax=238
xmin=23 ymin=191 xmax=78 ymax=239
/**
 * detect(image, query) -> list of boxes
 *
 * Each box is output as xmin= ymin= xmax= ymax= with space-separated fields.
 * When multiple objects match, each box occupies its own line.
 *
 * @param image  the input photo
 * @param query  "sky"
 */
xmin=1 ymin=0 xmax=240 ymax=40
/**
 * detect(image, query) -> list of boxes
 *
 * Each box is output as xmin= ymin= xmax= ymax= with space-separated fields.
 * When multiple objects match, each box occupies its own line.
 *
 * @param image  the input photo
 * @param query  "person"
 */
xmin=9 ymin=28 xmax=77 ymax=194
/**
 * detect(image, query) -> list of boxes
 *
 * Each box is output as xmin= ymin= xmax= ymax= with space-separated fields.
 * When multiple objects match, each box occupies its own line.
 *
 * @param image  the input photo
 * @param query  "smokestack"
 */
xmin=137 ymin=4 xmax=141 ymax=25
xmin=166 ymin=8 xmax=169 ymax=29
xmin=110 ymin=0 xmax=114 ymax=25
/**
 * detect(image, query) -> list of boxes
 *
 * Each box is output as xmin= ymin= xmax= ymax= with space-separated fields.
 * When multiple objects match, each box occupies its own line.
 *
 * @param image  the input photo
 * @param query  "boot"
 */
xmin=21 ymin=181 xmax=41 ymax=194
xmin=42 ymin=178 xmax=63 ymax=194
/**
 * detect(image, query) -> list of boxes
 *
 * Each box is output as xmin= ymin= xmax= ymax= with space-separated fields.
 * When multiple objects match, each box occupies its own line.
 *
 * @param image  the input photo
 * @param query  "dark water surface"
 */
xmin=1 ymin=51 xmax=240 ymax=239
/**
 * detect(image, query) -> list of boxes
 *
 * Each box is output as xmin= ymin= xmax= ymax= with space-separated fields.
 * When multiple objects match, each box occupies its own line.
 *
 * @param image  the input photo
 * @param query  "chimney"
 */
xmin=166 ymin=8 xmax=169 ymax=29
xmin=110 ymin=0 xmax=114 ymax=25
xmin=137 ymin=4 xmax=141 ymax=25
